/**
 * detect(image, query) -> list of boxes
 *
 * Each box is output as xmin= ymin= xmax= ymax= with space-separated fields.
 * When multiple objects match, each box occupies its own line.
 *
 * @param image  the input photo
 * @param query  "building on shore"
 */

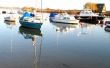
xmin=84 ymin=2 xmax=106 ymax=13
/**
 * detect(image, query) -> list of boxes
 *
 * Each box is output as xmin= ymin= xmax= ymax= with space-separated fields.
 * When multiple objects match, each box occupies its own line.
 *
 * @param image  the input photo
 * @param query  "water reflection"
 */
xmin=4 ymin=21 xmax=16 ymax=29
xmin=51 ymin=23 xmax=79 ymax=33
xmin=80 ymin=20 xmax=98 ymax=24
xmin=4 ymin=21 xmax=16 ymax=25
xmin=77 ymin=22 xmax=96 ymax=37
xmin=19 ymin=26 xmax=42 ymax=68
xmin=19 ymin=26 xmax=42 ymax=42
xmin=3 ymin=21 xmax=16 ymax=55
xmin=1 ymin=14 xmax=110 ymax=68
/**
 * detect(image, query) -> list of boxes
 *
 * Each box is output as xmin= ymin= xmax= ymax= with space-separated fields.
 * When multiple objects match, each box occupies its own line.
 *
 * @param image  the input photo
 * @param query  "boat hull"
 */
xmin=4 ymin=19 xmax=16 ymax=22
xmin=19 ymin=21 xmax=42 ymax=29
xmin=4 ymin=16 xmax=17 ymax=22
xmin=49 ymin=17 xmax=79 ymax=24
xmin=53 ymin=20 xmax=79 ymax=24
xmin=105 ymin=21 xmax=110 ymax=27
xmin=75 ymin=16 xmax=105 ymax=21
xmin=105 ymin=26 xmax=110 ymax=32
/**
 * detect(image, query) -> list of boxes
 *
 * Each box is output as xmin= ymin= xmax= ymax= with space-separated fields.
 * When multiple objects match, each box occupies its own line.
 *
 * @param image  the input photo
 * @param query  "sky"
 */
xmin=0 ymin=0 xmax=110 ymax=10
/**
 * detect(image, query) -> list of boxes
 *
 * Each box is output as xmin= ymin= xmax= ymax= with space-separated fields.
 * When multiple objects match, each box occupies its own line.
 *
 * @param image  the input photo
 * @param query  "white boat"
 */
xmin=4 ymin=15 xmax=16 ymax=22
xmin=75 ymin=9 xmax=105 ymax=21
xmin=49 ymin=12 xmax=79 ymax=24
xmin=4 ymin=13 xmax=20 ymax=22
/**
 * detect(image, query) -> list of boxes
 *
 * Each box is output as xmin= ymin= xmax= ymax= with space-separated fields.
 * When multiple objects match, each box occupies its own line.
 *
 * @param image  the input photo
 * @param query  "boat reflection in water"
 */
xmin=51 ymin=23 xmax=79 ymax=33
xmin=19 ymin=26 xmax=42 ymax=68
xmin=19 ymin=26 xmax=42 ymax=40
xmin=4 ymin=21 xmax=17 ymax=55
xmin=77 ymin=22 xmax=96 ymax=37
xmin=4 ymin=21 xmax=16 ymax=29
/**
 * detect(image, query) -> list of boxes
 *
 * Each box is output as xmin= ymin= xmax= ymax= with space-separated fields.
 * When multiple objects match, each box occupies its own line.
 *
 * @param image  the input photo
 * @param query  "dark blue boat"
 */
xmin=19 ymin=12 xmax=42 ymax=29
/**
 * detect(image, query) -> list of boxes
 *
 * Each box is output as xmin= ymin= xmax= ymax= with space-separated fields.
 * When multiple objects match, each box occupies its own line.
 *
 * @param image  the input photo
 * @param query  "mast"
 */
xmin=40 ymin=0 xmax=43 ymax=22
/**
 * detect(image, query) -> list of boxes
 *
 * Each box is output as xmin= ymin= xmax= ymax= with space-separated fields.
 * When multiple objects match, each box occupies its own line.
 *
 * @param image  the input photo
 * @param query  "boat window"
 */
xmin=81 ymin=11 xmax=84 ymax=13
xmin=106 ymin=21 xmax=110 ymax=24
xmin=63 ymin=17 xmax=70 ymax=19
xmin=85 ymin=12 xmax=89 ymax=14
xmin=67 ymin=17 xmax=70 ymax=19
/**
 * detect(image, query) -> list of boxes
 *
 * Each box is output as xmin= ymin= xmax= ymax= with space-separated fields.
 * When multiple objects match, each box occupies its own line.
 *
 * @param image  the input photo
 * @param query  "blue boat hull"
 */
xmin=19 ymin=21 xmax=42 ymax=29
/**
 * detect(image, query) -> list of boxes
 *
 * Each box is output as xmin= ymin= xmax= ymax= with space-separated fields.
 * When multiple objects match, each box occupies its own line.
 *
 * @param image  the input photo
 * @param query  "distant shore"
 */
xmin=0 ymin=6 xmax=110 ymax=16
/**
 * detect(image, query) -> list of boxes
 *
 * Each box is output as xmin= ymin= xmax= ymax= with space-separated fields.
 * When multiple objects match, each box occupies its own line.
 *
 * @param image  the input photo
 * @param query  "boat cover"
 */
xmin=49 ymin=12 xmax=58 ymax=17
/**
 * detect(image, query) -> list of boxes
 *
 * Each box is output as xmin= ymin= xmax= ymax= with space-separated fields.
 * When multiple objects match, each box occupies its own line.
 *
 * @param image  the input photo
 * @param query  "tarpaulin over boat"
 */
xmin=21 ymin=12 xmax=31 ymax=19
xmin=49 ymin=12 xmax=58 ymax=17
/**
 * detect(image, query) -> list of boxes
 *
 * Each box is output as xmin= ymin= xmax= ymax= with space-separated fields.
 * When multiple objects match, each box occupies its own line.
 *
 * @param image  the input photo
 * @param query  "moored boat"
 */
xmin=75 ymin=9 xmax=105 ymax=21
xmin=4 ymin=16 xmax=16 ymax=22
xmin=19 ymin=11 xmax=43 ymax=29
xmin=49 ymin=12 xmax=79 ymax=24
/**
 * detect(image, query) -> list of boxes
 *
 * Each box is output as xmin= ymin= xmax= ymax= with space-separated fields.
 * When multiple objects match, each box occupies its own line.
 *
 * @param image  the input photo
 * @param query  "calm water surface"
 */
xmin=0 ymin=14 xmax=110 ymax=68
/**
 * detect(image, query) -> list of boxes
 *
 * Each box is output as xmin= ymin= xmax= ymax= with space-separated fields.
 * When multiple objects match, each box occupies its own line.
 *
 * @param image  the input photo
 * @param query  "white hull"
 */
xmin=4 ymin=14 xmax=19 ymax=22
xmin=4 ymin=17 xmax=16 ymax=22
xmin=52 ymin=18 xmax=79 ymax=24
xmin=106 ymin=23 xmax=110 ymax=27
xmin=105 ymin=21 xmax=110 ymax=27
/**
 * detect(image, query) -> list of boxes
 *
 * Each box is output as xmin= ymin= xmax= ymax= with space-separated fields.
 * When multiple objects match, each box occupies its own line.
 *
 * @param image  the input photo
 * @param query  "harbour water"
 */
xmin=0 ymin=13 xmax=110 ymax=68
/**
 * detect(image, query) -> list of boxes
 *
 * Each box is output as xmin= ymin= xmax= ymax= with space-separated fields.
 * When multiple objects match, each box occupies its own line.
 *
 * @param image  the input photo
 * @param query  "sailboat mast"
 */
xmin=41 ymin=0 xmax=42 ymax=12
xmin=40 ymin=0 xmax=43 ymax=22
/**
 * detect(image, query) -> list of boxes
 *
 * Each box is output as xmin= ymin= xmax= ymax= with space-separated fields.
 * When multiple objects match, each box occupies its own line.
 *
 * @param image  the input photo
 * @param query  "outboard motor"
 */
xmin=30 ymin=13 xmax=35 ymax=17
